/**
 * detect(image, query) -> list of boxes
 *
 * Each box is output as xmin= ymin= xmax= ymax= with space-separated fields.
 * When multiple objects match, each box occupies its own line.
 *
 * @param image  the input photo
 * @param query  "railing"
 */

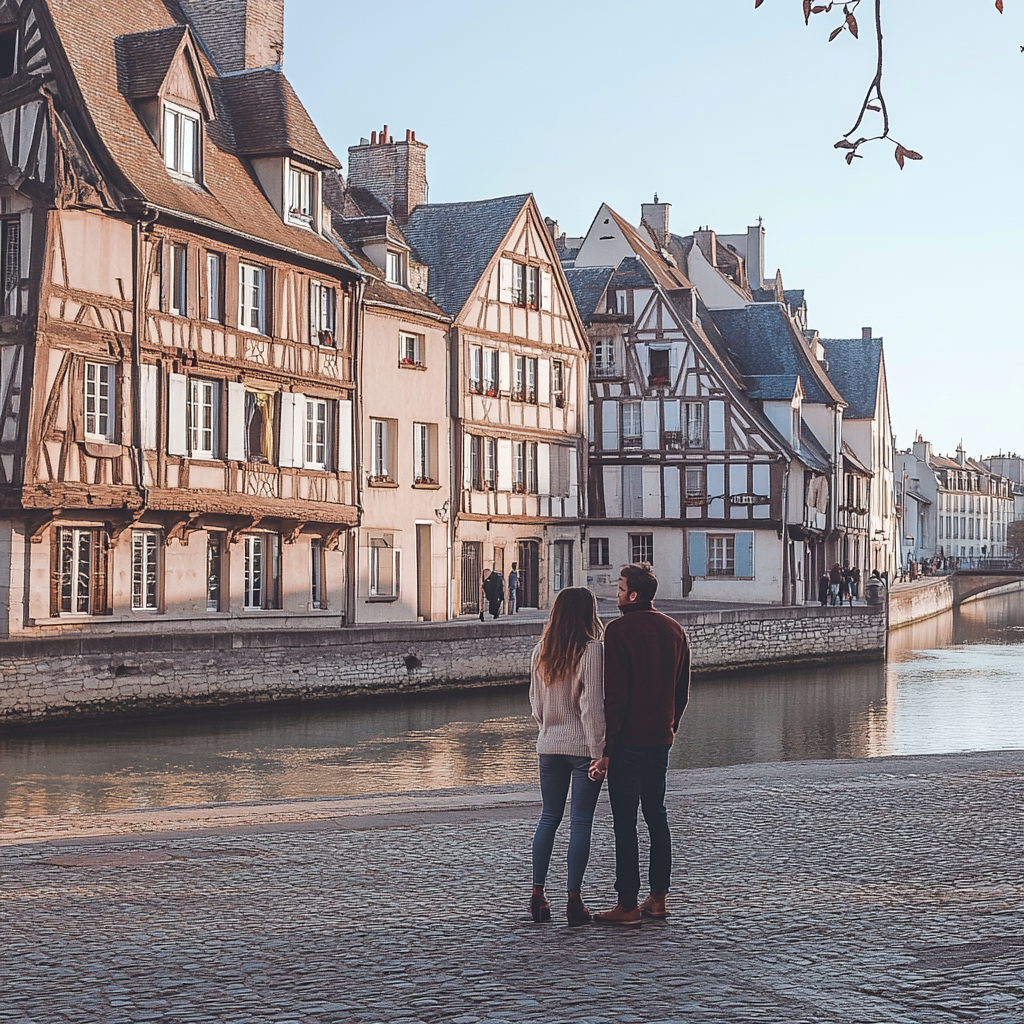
xmin=592 ymin=362 xmax=618 ymax=378
xmin=950 ymin=556 xmax=1024 ymax=572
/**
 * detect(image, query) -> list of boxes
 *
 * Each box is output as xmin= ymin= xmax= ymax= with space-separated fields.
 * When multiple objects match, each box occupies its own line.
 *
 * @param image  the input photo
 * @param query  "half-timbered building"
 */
xmin=0 ymin=0 xmax=361 ymax=636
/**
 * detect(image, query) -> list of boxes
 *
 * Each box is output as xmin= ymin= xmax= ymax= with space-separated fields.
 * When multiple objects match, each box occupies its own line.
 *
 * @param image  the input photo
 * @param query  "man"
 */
xmin=590 ymin=562 xmax=690 ymax=925
xmin=482 ymin=569 xmax=504 ymax=620
xmin=507 ymin=562 xmax=519 ymax=615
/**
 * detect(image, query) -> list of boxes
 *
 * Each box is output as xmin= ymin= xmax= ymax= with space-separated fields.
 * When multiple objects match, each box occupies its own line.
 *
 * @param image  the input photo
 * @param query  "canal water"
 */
xmin=2 ymin=593 xmax=1023 ymax=818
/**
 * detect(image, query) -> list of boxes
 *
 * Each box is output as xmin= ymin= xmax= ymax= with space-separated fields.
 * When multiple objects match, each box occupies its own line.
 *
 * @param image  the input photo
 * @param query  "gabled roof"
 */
xmin=603 ymin=207 xmax=692 ymax=292
xmin=795 ymin=419 xmax=833 ymax=474
xmin=402 ymin=194 xmax=531 ymax=316
xmin=842 ymin=440 xmax=873 ymax=477
xmin=563 ymin=266 xmax=614 ymax=320
xmin=819 ymin=337 xmax=883 ymax=420
xmin=709 ymin=304 xmax=846 ymax=407
xmin=743 ymin=374 xmax=802 ymax=402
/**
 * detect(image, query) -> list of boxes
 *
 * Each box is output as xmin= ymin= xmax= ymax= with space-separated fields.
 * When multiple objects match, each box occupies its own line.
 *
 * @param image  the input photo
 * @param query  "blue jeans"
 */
xmin=607 ymin=745 xmax=672 ymax=907
xmin=532 ymin=754 xmax=603 ymax=892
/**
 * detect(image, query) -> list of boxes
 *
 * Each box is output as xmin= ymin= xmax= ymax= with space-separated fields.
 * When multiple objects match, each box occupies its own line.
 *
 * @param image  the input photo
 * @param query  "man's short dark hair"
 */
xmin=620 ymin=562 xmax=658 ymax=602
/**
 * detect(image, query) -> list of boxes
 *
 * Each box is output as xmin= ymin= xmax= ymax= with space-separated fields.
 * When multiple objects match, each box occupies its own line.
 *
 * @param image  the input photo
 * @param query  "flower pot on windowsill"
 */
xmin=484 ymin=389 xmax=497 ymax=397
xmin=368 ymin=475 xmax=397 ymax=487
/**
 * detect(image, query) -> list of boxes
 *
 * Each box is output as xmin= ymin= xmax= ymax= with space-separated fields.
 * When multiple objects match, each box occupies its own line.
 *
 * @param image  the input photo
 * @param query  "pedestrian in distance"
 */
xmin=842 ymin=565 xmax=854 ymax=606
xmin=829 ymin=563 xmax=843 ymax=607
xmin=528 ymin=587 xmax=606 ymax=926
xmin=482 ymin=569 xmax=504 ymax=620
xmin=589 ymin=562 xmax=690 ymax=926
xmin=818 ymin=571 xmax=830 ymax=607
xmin=508 ymin=562 xmax=519 ymax=615
xmin=851 ymin=565 xmax=861 ymax=600
xmin=479 ymin=572 xmax=488 ymax=622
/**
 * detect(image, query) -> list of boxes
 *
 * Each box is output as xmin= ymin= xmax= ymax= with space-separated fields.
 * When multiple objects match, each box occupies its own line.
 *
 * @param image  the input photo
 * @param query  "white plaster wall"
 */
xmin=689 ymin=529 xmax=785 ymax=604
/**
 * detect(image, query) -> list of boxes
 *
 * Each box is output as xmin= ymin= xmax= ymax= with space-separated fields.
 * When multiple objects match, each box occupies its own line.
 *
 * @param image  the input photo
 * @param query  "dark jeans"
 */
xmin=532 ymin=754 xmax=603 ymax=892
xmin=607 ymin=744 xmax=672 ymax=908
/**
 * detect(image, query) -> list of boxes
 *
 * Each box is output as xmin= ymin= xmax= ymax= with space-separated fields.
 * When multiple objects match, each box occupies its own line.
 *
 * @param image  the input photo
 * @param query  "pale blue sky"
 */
xmin=286 ymin=0 xmax=1023 ymax=459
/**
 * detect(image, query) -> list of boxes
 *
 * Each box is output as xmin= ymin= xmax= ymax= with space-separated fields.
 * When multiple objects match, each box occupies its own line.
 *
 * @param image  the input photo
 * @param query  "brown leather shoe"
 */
xmin=639 ymin=892 xmax=669 ymax=919
xmin=566 ymin=891 xmax=592 ymax=926
xmin=593 ymin=903 xmax=642 ymax=926
xmin=529 ymin=886 xmax=551 ymax=923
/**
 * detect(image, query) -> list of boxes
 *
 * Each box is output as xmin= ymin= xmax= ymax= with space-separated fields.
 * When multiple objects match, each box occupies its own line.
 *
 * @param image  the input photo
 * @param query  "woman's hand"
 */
xmin=588 ymin=757 xmax=609 ymax=781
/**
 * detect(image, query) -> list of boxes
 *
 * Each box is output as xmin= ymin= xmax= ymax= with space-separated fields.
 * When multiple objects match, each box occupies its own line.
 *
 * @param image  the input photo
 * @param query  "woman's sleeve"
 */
xmin=579 ymin=641 xmax=606 ymax=760
xmin=529 ymin=645 xmax=543 ymax=727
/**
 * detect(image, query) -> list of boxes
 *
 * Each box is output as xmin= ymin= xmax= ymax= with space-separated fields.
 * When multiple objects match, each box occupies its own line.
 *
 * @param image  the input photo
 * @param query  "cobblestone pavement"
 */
xmin=2 ymin=751 xmax=1022 ymax=1024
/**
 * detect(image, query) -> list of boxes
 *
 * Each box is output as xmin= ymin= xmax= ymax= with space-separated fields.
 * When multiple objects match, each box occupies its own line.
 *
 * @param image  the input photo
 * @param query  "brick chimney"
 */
xmin=180 ymin=0 xmax=284 ymax=73
xmin=640 ymin=196 xmax=671 ymax=248
xmin=347 ymin=128 xmax=428 ymax=225
xmin=862 ymin=326 xmax=872 ymax=340
xmin=693 ymin=227 xmax=717 ymax=268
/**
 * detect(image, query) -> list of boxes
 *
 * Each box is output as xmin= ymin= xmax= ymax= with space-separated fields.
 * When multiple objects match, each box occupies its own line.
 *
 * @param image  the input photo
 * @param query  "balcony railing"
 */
xmin=592 ymin=362 xmax=618 ymax=378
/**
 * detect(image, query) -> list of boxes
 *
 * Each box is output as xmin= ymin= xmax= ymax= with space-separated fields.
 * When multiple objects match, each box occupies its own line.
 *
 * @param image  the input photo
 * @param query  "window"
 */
xmin=551 ymin=360 xmax=564 ymax=406
xmin=630 ymin=533 xmax=654 ymax=564
xmin=511 ymin=263 xmax=525 ymax=306
xmin=188 ymin=379 xmax=218 ymax=459
xmin=131 ymin=530 xmax=160 ymax=611
xmin=238 ymin=263 xmax=266 ymax=333
xmin=369 ymin=534 xmax=400 ymax=598
xmin=483 ymin=350 xmax=498 ymax=395
xmin=553 ymin=540 xmax=573 ymax=592
xmin=305 ymin=398 xmax=329 ymax=470
xmin=206 ymin=533 xmax=223 ymax=612
xmin=792 ymin=407 xmax=801 ymax=447
xmin=243 ymin=533 xmax=281 ymax=610
xmin=56 ymin=527 xmax=104 ymax=615
xmin=685 ymin=467 xmax=706 ymax=502
xmin=526 ymin=357 xmax=537 ymax=403
xmin=469 ymin=347 xmax=482 ymax=393
xmin=309 ymin=281 xmax=336 ymax=344
xmin=649 ymin=349 xmax=670 ymax=386
xmin=84 ymin=362 xmax=114 ymax=442
xmin=526 ymin=266 xmax=540 ymax=309
xmin=400 ymin=332 xmax=424 ymax=367
xmin=1 ymin=215 xmax=19 ymax=315
xmin=206 ymin=253 xmax=223 ymax=323
xmin=169 ymin=243 xmax=187 ymax=315
xmin=163 ymin=104 xmax=199 ymax=180
xmin=244 ymin=391 xmax=275 ymax=463
xmin=708 ymin=535 xmax=736 ymax=577
xmin=386 ymin=251 xmax=404 ymax=285
xmin=684 ymin=403 xmax=704 ymax=447
xmin=0 ymin=26 xmax=16 ymax=79
xmin=310 ymin=538 xmax=325 ymax=609
xmin=513 ymin=356 xmax=537 ymax=402
xmin=622 ymin=402 xmax=642 ymax=448
xmin=469 ymin=434 xmax=483 ymax=490
xmin=589 ymin=537 xmax=610 ymax=567
xmin=526 ymin=441 xmax=538 ymax=494
xmin=593 ymin=339 xmax=616 ymax=377
xmin=550 ymin=445 xmax=571 ymax=499
xmin=413 ymin=422 xmax=435 ymax=484
xmin=513 ymin=441 xmax=526 ymax=493
xmin=370 ymin=418 xmax=393 ymax=481
xmin=615 ymin=290 xmax=627 ymax=315
xmin=484 ymin=437 xmax=496 ymax=489
xmin=288 ymin=165 xmax=314 ymax=224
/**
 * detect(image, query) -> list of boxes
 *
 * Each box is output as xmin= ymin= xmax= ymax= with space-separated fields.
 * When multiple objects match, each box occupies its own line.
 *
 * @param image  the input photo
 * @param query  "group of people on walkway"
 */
xmin=818 ymin=563 xmax=860 ymax=607
xmin=480 ymin=564 xmax=520 ymax=620
xmin=528 ymin=563 xmax=690 ymax=926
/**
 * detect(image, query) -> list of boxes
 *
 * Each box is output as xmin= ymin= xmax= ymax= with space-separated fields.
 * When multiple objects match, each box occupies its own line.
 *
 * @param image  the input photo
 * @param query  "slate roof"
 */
xmin=563 ymin=267 xmax=614 ymax=320
xmin=842 ymin=441 xmax=872 ymax=477
xmin=115 ymin=26 xmax=189 ymax=99
xmin=743 ymin=374 xmax=801 ymax=402
xmin=709 ymin=304 xmax=846 ymax=407
xmin=603 ymin=208 xmax=692 ymax=292
xmin=402 ymin=194 xmax=531 ymax=317
xmin=795 ymin=420 xmax=832 ymax=474
xmin=45 ymin=0 xmax=347 ymax=267
xmin=819 ymin=337 xmax=883 ymax=420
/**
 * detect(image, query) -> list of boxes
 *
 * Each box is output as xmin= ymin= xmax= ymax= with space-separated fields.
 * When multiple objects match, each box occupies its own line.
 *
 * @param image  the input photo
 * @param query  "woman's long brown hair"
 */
xmin=536 ymin=587 xmax=602 ymax=686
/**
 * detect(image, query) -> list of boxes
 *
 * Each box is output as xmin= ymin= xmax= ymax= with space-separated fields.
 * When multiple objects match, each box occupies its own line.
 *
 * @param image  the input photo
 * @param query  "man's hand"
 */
xmin=588 ymin=757 xmax=609 ymax=781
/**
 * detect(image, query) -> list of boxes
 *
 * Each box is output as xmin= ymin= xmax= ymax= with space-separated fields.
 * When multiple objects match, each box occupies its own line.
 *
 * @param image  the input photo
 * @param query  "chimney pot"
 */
xmin=348 ymin=127 xmax=428 ymax=225
xmin=862 ymin=326 xmax=872 ymax=340
xmin=370 ymin=131 xmax=377 ymax=145
xmin=382 ymin=125 xmax=389 ymax=144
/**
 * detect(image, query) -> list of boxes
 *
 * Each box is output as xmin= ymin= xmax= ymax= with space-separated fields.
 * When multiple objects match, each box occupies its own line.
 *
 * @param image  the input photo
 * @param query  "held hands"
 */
xmin=588 ymin=756 xmax=609 ymax=782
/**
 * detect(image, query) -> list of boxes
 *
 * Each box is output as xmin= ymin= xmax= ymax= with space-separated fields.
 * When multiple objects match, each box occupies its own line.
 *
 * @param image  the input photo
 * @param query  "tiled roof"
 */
xmin=45 ymin=0 xmax=347 ymax=268
xmin=743 ymin=374 xmax=801 ymax=401
xmin=611 ymin=256 xmax=655 ymax=290
xmin=819 ymin=337 xmax=882 ymax=420
xmin=563 ymin=267 xmax=614 ymax=319
xmin=604 ymin=208 xmax=692 ymax=292
xmin=402 ymin=194 xmax=531 ymax=316
xmin=709 ymin=304 xmax=846 ymax=407
xmin=115 ymin=26 xmax=189 ymax=99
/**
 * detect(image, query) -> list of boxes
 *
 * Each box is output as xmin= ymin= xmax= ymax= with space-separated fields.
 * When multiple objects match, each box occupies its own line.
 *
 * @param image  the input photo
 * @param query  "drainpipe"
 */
xmin=128 ymin=202 xmax=159 ymax=505
xmin=350 ymin=277 xmax=366 ymax=624
xmin=781 ymin=459 xmax=791 ymax=604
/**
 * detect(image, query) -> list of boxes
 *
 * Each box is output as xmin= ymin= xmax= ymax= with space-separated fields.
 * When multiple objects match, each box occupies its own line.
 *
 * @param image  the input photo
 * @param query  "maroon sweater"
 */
xmin=603 ymin=602 xmax=691 ymax=756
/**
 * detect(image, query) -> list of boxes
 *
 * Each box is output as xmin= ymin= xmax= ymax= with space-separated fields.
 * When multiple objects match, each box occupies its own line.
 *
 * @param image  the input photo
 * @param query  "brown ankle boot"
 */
xmin=639 ymin=891 xmax=669 ymax=919
xmin=566 ymin=891 xmax=592 ymax=926
xmin=529 ymin=885 xmax=551 ymax=923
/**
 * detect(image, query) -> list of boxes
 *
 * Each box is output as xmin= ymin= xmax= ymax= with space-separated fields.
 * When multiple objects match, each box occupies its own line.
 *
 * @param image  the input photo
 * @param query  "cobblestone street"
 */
xmin=2 ymin=751 xmax=1022 ymax=1024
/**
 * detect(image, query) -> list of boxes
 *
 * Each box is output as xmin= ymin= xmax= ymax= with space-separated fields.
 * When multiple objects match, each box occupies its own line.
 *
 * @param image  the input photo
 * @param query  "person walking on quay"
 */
xmin=851 ymin=565 xmax=861 ymax=600
xmin=528 ymin=587 xmax=606 ymax=926
xmin=479 ymin=572 xmax=488 ymax=622
xmin=483 ymin=569 xmax=504 ymax=620
xmin=842 ymin=565 xmax=855 ymax=606
xmin=589 ymin=563 xmax=690 ymax=926
xmin=508 ymin=562 xmax=519 ymax=615
xmin=818 ymin=571 xmax=830 ymax=607
xmin=829 ymin=563 xmax=843 ymax=607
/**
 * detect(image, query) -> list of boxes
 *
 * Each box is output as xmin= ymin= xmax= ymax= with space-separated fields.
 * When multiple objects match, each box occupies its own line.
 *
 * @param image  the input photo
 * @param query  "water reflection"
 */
xmin=2 ymin=593 xmax=1022 ymax=818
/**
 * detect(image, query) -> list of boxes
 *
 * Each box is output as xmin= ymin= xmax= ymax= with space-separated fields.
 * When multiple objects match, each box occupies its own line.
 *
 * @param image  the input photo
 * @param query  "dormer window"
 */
xmin=288 ymin=165 xmax=315 ymax=225
xmin=386 ymin=251 xmax=405 ymax=285
xmin=163 ymin=103 xmax=200 ymax=180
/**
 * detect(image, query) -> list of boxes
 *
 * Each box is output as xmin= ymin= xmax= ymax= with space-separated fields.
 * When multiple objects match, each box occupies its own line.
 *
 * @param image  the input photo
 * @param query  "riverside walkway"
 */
xmin=2 ymin=751 xmax=1022 ymax=1024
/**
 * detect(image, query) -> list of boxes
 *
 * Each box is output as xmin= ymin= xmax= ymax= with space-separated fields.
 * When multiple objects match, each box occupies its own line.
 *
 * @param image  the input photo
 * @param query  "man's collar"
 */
xmin=619 ymin=601 xmax=654 ymax=615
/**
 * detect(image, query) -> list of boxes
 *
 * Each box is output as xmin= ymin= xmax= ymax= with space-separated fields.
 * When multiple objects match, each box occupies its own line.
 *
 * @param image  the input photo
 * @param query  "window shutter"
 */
xmin=537 ymin=358 xmax=550 ymax=405
xmin=735 ymin=532 xmax=754 ymax=578
xmin=663 ymin=399 xmax=680 ymax=433
xmin=642 ymin=399 xmax=659 ymax=450
xmin=463 ymin=434 xmax=473 ymax=489
xmin=664 ymin=466 xmax=680 ymax=518
xmin=537 ymin=442 xmax=550 ymax=495
xmin=642 ymin=466 xmax=661 ymax=519
xmin=498 ymin=258 xmax=513 ymax=302
xmin=669 ymin=344 xmax=680 ymax=386
xmin=623 ymin=466 xmax=643 ymax=519
xmin=498 ymin=351 xmax=510 ymax=392
xmin=497 ymin=438 xmax=512 ymax=492
xmin=291 ymin=392 xmax=306 ymax=466
xmin=540 ymin=271 xmax=552 ymax=311
xmin=227 ymin=382 xmax=246 ymax=462
xmin=601 ymin=401 xmax=619 ymax=451
xmin=336 ymin=399 xmax=353 ymax=472
xmin=413 ymin=423 xmax=424 ymax=479
xmin=309 ymin=281 xmax=318 ymax=343
xmin=278 ymin=393 xmax=297 ymax=467
xmin=139 ymin=364 xmax=159 ymax=449
xmin=166 ymin=372 xmax=187 ymax=456
xmin=569 ymin=448 xmax=579 ymax=507
xmin=709 ymin=400 xmax=726 ymax=451
xmin=603 ymin=465 xmax=621 ymax=518
xmin=688 ymin=532 xmax=707 ymax=577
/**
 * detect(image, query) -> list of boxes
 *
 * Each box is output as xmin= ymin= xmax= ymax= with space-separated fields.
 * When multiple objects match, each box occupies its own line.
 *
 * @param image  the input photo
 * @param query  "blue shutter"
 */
xmin=735 ymin=532 xmax=754 ymax=578
xmin=688 ymin=531 xmax=707 ymax=577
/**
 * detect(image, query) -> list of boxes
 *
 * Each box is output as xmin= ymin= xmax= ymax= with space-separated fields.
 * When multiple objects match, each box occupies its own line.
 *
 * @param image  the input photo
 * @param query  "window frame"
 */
xmin=309 ymin=279 xmax=336 ymax=344
xmin=242 ymin=532 xmax=281 ymax=610
xmin=551 ymin=359 xmax=564 ymax=406
xmin=552 ymin=540 xmax=573 ymax=592
xmin=130 ymin=529 xmax=161 ymax=612
xmin=622 ymin=402 xmax=642 ymax=447
xmin=169 ymin=242 xmax=188 ymax=316
xmin=187 ymin=377 xmax=219 ymax=460
xmin=399 ymin=332 xmax=425 ymax=368
xmin=84 ymin=361 xmax=115 ymax=442
xmin=1 ymin=214 xmax=20 ymax=316
xmin=288 ymin=164 xmax=316 ymax=226
xmin=369 ymin=534 xmax=400 ymax=599
xmin=629 ymin=533 xmax=654 ymax=565
xmin=385 ymin=251 xmax=405 ymax=285
xmin=370 ymin=417 xmax=392 ymax=481
xmin=707 ymin=534 xmax=736 ymax=577
xmin=238 ymin=262 xmax=267 ymax=335
xmin=588 ymin=537 xmax=610 ymax=568
xmin=162 ymin=101 xmax=201 ymax=181
xmin=310 ymin=538 xmax=326 ymax=609
xmin=304 ymin=397 xmax=329 ymax=471
xmin=55 ymin=526 xmax=101 ymax=616
xmin=205 ymin=252 xmax=224 ymax=323
xmin=413 ymin=421 xmax=435 ymax=485
xmin=482 ymin=349 xmax=498 ymax=396
xmin=469 ymin=347 xmax=482 ymax=393
xmin=206 ymin=532 xmax=223 ymax=612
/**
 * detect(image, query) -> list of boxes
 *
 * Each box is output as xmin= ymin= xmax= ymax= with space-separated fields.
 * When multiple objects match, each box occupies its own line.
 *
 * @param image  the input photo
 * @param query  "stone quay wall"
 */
xmin=0 ymin=605 xmax=886 ymax=727
xmin=888 ymin=578 xmax=953 ymax=629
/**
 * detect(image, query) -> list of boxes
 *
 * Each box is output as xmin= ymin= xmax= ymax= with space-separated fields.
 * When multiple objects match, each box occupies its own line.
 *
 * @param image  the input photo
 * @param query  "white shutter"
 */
xmin=642 ymin=466 xmax=661 ymax=519
xmin=642 ymin=399 xmax=659 ymax=450
xmin=227 ymin=382 xmax=246 ymax=462
xmin=538 ymin=358 xmax=550 ymax=405
xmin=463 ymin=434 xmax=473 ymax=489
xmin=498 ymin=351 xmax=511 ymax=392
xmin=413 ymin=424 xmax=424 ymax=479
xmin=167 ymin=372 xmax=187 ymax=456
xmin=498 ymin=258 xmax=513 ymax=303
xmin=139 ymin=364 xmax=158 ymax=449
xmin=669 ymin=345 xmax=680 ymax=387
xmin=497 ymin=438 xmax=512 ymax=492
xmin=569 ymin=449 xmax=578 ymax=507
xmin=336 ymin=399 xmax=353 ymax=472
xmin=753 ymin=462 xmax=771 ymax=520
xmin=291 ymin=392 xmax=306 ymax=467
xmin=709 ymin=400 xmax=726 ymax=451
xmin=664 ymin=466 xmax=680 ymax=519
xmin=663 ymin=399 xmax=680 ymax=432
xmin=540 ymin=271 xmax=552 ymax=311
xmin=601 ymin=400 xmax=618 ymax=451
xmin=278 ymin=393 xmax=297 ymax=467
xmin=537 ymin=442 xmax=550 ymax=495
xmin=603 ymin=465 xmax=621 ymax=518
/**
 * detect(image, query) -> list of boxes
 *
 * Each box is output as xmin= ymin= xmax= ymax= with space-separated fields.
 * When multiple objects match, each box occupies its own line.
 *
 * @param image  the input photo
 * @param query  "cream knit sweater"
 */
xmin=529 ymin=639 xmax=606 ymax=760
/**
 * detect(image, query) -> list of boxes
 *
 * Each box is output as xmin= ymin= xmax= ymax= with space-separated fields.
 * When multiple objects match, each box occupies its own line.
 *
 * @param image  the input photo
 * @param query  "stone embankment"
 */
xmin=888 ymin=575 xmax=1024 ymax=629
xmin=0 ymin=604 xmax=885 ymax=726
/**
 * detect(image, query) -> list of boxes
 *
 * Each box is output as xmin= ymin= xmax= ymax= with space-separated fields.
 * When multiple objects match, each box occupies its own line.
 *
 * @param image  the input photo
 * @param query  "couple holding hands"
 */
xmin=528 ymin=562 xmax=691 ymax=926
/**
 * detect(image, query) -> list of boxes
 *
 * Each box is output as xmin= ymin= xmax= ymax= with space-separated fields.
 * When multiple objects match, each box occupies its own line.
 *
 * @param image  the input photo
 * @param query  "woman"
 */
xmin=528 ymin=587 xmax=605 ymax=926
